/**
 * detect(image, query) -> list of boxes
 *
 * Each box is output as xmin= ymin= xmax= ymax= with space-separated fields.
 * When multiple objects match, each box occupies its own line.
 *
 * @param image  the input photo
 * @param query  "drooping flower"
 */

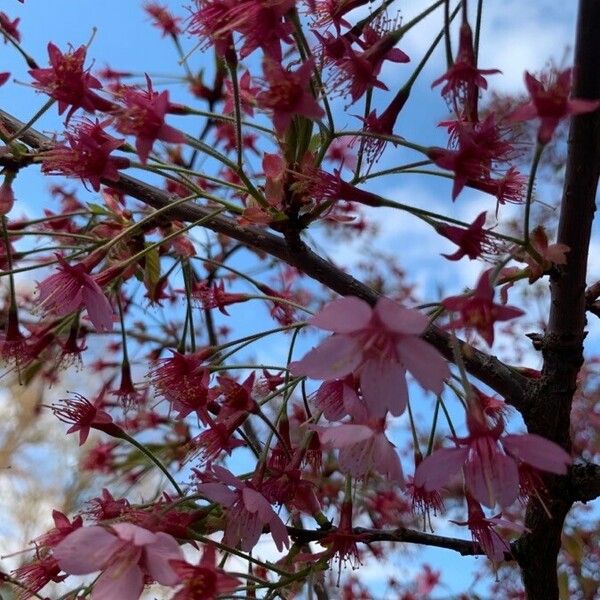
xmin=450 ymin=495 xmax=525 ymax=562
xmin=148 ymin=349 xmax=212 ymax=421
xmin=290 ymin=296 xmax=449 ymax=418
xmin=432 ymin=22 xmax=500 ymax=119
xmin=144 ymin=2 xmax=182 ymax=37
xmin=169 ymin=544 xmax=241 ymax=600
xmin=257 ymin=58 xmax=325 ymax=136
xmin=414 ymin=405 xmax=571 ymax=509
xmin=41 ymin=119 xmax=130 ymax=191
xmin=29 ymin=43 xmax=114 ymax=122
xmin=0 ymin=12 xmax=20 ymax=42
xmin=187 ymin=0 xmax=237 ymax=59
xmin=312 ymin=417 xmax=404 ymax=483
xmin=114 ymin=76 xmax=185 ymax=164
xmin=223 ymin=70 xmax=260 ymax=116
xmin=196 ymin=465 xmax=289 ymax=552
xmin=436 ymin=211 xmax=494 ymax=261
xmin=54 ymin=523 xmax=183 ymax=600
xmin=442 ymin=269 xmax=524 ymax=346
xmin=36 ymin=254 xmax=114 ymax=331
xmin=223 ymin=0 xmax=295 ymax=61
xmin=12 ymin=556 xmax=66 ymax=600
xmin=428 ymin=115 xmax=515 ymax=200
xmin=50 ymin=392 xmax=125 ymax=444
xmin=34 ymin=510 xmax=83 ymax=550
xmin=509 ymin=67 xmax=600 ymax=144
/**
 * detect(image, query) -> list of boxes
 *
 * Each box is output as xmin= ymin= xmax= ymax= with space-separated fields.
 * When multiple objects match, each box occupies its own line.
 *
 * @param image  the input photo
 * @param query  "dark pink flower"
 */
xmin=0 ymin=71 xmax=9 ymax=86
xmin=437 ymin=211 xmax=493 ymax=261
xmin=170 ymin=544 xmax=240 ymax=600
xmin=0 ymin=12 xmax=20 ymax=42
xmin=509 ymin=68 xmax=600 ymax=144
xmin=35 ymin=510 xmax=83 ymax=549
xmin=225 ymin=0 xmax=295 ymax=61
xmin=223 ymin=70 xmax=259 ymax=116
xmin=442 ymin=269 xmax=524 ymax=346
xmin=257 ymin=58 xmax=325 ymax=136
xmin=144 ymin=2 xmax=182 ymax=36
xmin=41 ymin=119 xmax=129 ymax=191
xmin=415 ymin=407 xmax=571 ymax=508
xmin=29 ymin=43 xmax=113 ymax=122
xmin=196 ymin=465 xmax=289 ymax=552
xmin=114 ymin=76 xmax=185 ymax=164
xmin=12 ymin=556 xmax=65 ymax=599
xmin=148 ymin=349 xmax=211 ymax=421
xmin=50 ymin=392 xmax=125 ymax=444
xmin=432 ymin=23 xmax=500 ymax=113
xmin=54 ymin=523 xmax=183 ymax=600
xmin=290 ymin=296 xmax=449 ymax=418
xmin=451 ymin=495 xmax=525 ymax=562
xmin=188 ymin=0 xmax=237 ymax=58
xmin=37 ymin=254 xmax=114 ymax=331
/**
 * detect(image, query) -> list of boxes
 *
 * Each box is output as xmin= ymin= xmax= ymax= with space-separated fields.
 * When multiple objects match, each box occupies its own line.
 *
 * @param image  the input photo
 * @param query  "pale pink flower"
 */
xmin=37 ymin=254 xmax=113 ymax=331
xmin=196 ymin=465 xmax=289 ymax=552
xmin=312 ymin=417 xmax=404 ymax=483
xmin=290 ymin=296 xmax=449 ymax=418
xmin=414 ymin=409 xmax=572 ymax=508
xmin=53 ymin=523 xmax=183 ymax=600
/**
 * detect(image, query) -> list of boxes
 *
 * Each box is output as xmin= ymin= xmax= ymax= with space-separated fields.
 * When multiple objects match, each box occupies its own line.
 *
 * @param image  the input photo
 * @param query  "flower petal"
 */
xmin=143 ymin=532 xmax=182 ymax=585
xmin=396 ymin=337 xmax=449 ymax=394
xmin=414 ymin=447 xmax=469 ymax=491
xmin=290 ymin=334 xmax=363 ymax=380
xmin=360 ymin=358 xmax=408 ymax=417
xmin=309 ymin=296 xmax=372 ymax=332
xmin=374 ymin=297 xmax=427 ymax=334
xmin=53 ymin=526 xmax=119 ymax=575
xmin=502 ymin=434 xmax=571 ymax=474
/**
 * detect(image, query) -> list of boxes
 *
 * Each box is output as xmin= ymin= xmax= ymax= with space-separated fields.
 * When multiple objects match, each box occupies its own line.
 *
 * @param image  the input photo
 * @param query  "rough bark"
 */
xmin=513 ymin=1 xmax=600 ymax=597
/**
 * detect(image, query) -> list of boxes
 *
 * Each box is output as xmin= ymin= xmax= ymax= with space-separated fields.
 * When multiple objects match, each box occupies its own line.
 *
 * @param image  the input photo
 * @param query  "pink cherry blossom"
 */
xmin=442 ymin=269 xmax=524 ymax=346
xmin=414 ymin=408 xmax=572 ymax=508
xmin=196 ymin=465 xmax=289 ymax=552
xmin=312 ymin=417 xmax=404 ymax=483
xmin=451 ymin=495 xmax=525 ymax=562
xmin=37 ymin=254 xmax=113 ymax=331
xmin=509 ymin=67 xmax=600 ymax=144
xmin=53 ymin=523 xmax=183 ymax=600
xmin=290 ymin=296 xmax=449 ymax=418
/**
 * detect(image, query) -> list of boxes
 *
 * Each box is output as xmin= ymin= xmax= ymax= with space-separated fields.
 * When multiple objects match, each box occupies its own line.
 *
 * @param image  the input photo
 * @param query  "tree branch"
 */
xmin=0 ymin=108 xmax=529 ymax=410
xmin=287 ymin=525 xmax=495 ymax=557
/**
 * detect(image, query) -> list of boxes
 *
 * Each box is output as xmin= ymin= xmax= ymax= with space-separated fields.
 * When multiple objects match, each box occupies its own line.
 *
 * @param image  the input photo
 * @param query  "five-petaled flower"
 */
xmin=54 ymin=523 xmax=183 ymax=600
xmin=509 ymin=67 xmax=600 ymax=144
xmin=196 ymin=465 xmax=289 ymax=552
xmin=442 ymin=269 xmax=524 ymax=346
xmin=41 ymin=119 xmax=130 ymax=191
xmin=169 ymin=543 xmax=241 ymax=600
xmin=114 ymin=75 xmax=185 ymax=164
xmin=29 ymin=43 xmax=114 ymax=122
xmin=290 ymin=296 xmax=449 ymax=418
xmin=37 ymin=254 xmax=114 ymax=331
xmin=414 ymin=404 xmax=571 ymax=508
xmin=257 ymin=58 xmax=325 ymax=136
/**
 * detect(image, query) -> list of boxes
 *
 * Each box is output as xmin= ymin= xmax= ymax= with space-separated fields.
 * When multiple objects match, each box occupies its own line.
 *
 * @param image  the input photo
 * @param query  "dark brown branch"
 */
xmin=514 ymin=1 xmax=600 ymax=598
xmin=287 ymin=525 xmax=496 ymax=557
xmin=0 ymin=107 xmax=531 ymax=410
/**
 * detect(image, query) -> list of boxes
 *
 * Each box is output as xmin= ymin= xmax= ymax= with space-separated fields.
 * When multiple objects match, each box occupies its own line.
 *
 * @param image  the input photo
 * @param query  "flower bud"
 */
xmin=0 ymin=174 xmax=16 ymax=216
